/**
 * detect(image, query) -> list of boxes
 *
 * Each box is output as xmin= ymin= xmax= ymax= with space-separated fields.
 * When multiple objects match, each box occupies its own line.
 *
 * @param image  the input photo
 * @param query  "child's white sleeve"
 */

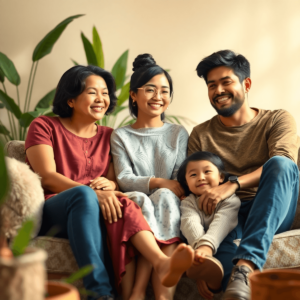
xmin=180 ymin=194 xmax=206 ymax=249
xmin=197 ymin=194 xmax=241 ymax=254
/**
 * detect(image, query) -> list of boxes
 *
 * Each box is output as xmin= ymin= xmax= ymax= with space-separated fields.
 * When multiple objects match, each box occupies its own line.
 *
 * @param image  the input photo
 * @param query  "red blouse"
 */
xmin=25 ymin=116 xmax=113 ymax=200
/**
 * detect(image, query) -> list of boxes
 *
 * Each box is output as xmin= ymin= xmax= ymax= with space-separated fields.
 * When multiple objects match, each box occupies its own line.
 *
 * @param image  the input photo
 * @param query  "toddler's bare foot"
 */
xmin=159 ymin=243 xmax=194 ymax=287
xmin=194 ymin=245 xmax=213 ymax=265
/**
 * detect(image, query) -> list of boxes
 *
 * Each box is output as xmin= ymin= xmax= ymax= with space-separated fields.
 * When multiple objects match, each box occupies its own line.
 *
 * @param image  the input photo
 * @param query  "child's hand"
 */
xmin=90 ymin=177 xmax=116 ymax=191
xmin=193 ymin=245 xmax=213 ymax=266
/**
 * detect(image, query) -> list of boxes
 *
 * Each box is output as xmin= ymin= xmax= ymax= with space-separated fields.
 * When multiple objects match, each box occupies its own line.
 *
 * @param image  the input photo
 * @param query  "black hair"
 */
xmin=129 ymin=54 xmax=173 ymax=120
xmin=52 ymin=65 xmax=117 ymax=118
xmin=177 ymin=151 xmax=229 ymax=196
xmin=196 ymin=50 xmax=250 ymax=84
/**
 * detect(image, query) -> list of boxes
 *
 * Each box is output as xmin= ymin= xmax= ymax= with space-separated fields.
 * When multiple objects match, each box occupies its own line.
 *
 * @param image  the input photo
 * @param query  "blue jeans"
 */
xmin=214 ymin=156 xmax=299 ymax=291
xmin=38 ymin=186 xmax=114 ymax=299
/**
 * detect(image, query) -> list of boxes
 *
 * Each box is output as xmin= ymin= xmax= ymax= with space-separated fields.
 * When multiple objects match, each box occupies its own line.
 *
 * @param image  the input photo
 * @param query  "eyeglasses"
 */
xmin=137 ymin=86 xmax=172 ymax=100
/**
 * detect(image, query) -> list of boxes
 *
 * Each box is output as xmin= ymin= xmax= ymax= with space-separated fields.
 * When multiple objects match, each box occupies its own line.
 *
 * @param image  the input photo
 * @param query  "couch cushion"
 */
xmin=5 ymin=141 xmax=26 ymax=163
xmin=234 ymin=229 xmax=300 ymax=269
xmin=30 ymin=237 xmax=78 ymax=273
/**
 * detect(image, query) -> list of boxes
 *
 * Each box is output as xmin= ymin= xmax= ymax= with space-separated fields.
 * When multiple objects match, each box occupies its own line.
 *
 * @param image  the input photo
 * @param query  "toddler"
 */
xmin=178 ymin=151 xmax=240 ymax=293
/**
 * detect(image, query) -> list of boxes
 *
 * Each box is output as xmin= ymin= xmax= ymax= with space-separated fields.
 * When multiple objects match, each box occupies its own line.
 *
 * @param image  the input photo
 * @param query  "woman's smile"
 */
xmin=148 ymin=102 xmax=164 ymax=110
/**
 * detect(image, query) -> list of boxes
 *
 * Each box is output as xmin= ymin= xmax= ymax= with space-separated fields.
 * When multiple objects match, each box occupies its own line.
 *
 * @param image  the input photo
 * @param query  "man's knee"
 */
xmin=264 ymin=156 xmax=298 ymax=178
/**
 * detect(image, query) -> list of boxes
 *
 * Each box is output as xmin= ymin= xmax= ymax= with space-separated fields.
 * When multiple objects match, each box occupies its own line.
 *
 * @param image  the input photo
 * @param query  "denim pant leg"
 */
xmin=214 ymin=205 xmax=247 ymax=291
xmin=38 ymin=186 xmax=113 ymax=299
xmin=233 ymin=156 xmax=299 ymax=270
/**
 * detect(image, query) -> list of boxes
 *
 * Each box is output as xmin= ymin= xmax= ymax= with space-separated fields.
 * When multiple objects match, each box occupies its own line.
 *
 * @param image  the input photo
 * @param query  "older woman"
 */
xmin=25 ymin=65 xmax=193 ymax=300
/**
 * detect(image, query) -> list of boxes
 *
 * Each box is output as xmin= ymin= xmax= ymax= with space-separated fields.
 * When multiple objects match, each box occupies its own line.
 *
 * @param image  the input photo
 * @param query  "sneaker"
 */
xmin=222 ymin=265 xmax=252 ymax=300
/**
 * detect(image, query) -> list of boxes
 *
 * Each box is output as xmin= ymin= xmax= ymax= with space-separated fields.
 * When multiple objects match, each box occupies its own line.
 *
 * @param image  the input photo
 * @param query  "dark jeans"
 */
xmin=39 ymin=186 xmax=114 ymax=299
xmin=214 ymin=156 xmax=299 ymax=291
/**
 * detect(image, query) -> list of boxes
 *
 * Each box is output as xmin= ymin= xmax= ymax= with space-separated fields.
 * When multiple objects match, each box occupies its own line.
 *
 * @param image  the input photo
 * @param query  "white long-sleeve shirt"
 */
xmin=180 ymin=193 xmax=240 ymax=254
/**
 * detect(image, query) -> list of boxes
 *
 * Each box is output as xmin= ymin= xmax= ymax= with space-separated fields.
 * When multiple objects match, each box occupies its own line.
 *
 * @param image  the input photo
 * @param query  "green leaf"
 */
xmin=45 ymin=111 xmax=56 ymax=117
xmin=19 ymin=111 xmax=39 ymax=128
xmin=11 ymin=220 xmax=35 ymax=256
xmin=0 ymin=66 xmax=5 ymax=83
xmin=92 ymin=26 xmax=104 ymax=68
xmin=111 ymin=50 xmax=128 ymax=90
xmin=32 ymin=14 xmax=84 ymax=62
xmin=0 ymin=124 xmax=10 ymax=135
xmin=117 ymin=115 xmax=135 ymax=128
xmin=71 ymin=59 xmax=79 ymax=66
xmin=0 ymin=102 xmax=4 ymax=109
xmin=0 ymin=52 xmax=20 ymax=85
xmin=81 ymin=32 xmax=98 ymax=66
xmin=0 ymin=90 xmax=22 ymax=119
xmin=0 ymin=141 xmax=9 ymax=205
xmin=117 ymin=82 xmax=130 ymax=106
xmin=35 ymin=107 xmax=53 ymax=115
xmin=63 ymin=265 xmax=94 ymax=284
xmin=35 ymin=88 xmax=56 ymax=109
xmin=112 ymin=105 xmax=127 ymax=116
xmin=20 ymin=107 xmax=56 ymax=128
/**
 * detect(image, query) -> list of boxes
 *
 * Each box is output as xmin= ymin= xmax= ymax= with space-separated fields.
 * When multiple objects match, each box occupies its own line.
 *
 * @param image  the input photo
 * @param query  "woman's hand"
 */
xmin=95 ymin=190 xmax=127 ymax=223
xmin=159 ymin=179 xmax=185 ymax=198
xmin=90 ymin=176 xmax=116 ymax=191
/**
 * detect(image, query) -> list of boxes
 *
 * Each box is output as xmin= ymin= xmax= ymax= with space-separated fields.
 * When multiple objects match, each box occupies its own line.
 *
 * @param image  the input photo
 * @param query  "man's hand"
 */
xmin=95 ymin=190 xmax=127 ymax=223
xmin=198 ymin=181 xmax=238 ymax=215
xmin=90 ymin=177 xmax=116 ymax=191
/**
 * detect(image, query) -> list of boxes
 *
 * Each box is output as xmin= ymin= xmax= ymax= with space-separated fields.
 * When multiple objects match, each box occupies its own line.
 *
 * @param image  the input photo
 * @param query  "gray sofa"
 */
xmin=5 ymin=140 xmax=300 ymax=300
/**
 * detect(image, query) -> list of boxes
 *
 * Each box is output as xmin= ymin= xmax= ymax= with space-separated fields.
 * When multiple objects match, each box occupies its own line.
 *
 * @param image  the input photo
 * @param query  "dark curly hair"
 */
xmin=196 ymin=50 xmax=250 ymax=84
xmin=52 ymin=65 xmax=117 ymax=118
xmin=177 ymin=151 xmax=229 ymax=196
xmin=129 ymin=54 xmax=173 ymax=121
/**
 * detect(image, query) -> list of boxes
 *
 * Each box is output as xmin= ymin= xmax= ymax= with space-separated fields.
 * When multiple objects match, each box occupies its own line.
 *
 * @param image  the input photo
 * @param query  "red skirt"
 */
xmin=105 ymin=196 xmax=181 ymax=291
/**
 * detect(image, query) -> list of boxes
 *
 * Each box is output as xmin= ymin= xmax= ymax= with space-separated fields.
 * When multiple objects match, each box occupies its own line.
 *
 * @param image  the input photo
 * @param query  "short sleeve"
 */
xmin=25 ymin=116 xmax=53 ymax=151
xmin=267 ymin=110 xmax=299 ymax=163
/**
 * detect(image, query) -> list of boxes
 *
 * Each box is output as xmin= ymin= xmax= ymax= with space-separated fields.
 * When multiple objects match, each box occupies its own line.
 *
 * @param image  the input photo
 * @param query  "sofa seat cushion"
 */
xmin=263 ymin=229 xmax=300 ymax=269
xmin=30 ymin=237 xmax=78 ymax=273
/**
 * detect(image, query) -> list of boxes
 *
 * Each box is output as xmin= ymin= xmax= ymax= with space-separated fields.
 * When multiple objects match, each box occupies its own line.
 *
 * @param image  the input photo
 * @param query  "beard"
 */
xmin=211 ymin=93 xmax=245 ymax=117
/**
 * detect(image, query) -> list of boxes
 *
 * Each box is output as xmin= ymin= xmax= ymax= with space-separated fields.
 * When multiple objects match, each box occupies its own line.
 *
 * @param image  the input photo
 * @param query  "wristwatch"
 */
xmin=228 ymin=175 xmax=240 ymax=191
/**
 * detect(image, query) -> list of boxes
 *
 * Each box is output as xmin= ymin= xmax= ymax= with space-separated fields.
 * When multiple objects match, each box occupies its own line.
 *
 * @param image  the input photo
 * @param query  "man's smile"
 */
xmin=214 ymin=94 xmax=232 ymax=104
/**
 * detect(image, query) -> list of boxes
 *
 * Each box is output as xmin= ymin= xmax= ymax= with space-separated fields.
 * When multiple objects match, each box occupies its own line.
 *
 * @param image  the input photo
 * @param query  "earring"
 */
xmin=132 ymin=101 xmax=136 ymax=106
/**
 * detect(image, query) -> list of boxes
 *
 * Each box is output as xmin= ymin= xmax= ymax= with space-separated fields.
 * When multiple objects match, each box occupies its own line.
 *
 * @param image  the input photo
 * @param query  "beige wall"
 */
xmin=1 ymin=0 xmax=300 ymax=134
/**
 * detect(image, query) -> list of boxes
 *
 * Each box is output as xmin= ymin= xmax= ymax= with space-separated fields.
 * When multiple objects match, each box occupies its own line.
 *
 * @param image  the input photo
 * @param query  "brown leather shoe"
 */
xmin=222 ymin=265 xmax=252 ymax=300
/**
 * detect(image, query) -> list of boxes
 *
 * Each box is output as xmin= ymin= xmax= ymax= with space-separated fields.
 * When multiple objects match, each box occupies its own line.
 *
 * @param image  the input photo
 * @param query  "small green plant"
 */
xmin=0 ymin=15 xmax=84 ymax=142
xmin=73 ymin=27 xmax=195 ymax=128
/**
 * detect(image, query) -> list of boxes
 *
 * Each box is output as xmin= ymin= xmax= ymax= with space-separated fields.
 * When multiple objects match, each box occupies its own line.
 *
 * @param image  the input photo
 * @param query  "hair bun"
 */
xmin=132 ymin=54 xmax=156 ymax=71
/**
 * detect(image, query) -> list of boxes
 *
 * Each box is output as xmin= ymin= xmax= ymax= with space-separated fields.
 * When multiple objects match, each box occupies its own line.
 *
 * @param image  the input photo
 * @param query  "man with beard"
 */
xmin=187 ymin=50 xmax=299 ymax=300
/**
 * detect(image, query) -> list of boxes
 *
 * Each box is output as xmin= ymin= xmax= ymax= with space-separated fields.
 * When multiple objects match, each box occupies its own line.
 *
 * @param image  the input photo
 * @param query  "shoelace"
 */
xmin=232 ymin=267 xmax=250 ymax=286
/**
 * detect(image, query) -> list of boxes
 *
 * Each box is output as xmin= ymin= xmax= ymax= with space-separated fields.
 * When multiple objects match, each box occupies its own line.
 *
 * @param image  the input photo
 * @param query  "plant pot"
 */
xmin=0 ymin=246 xmax=47 ymax=300
xmin=249 ymin=269 xmax=300 ymax=300
xmin=46 ymin=281 xmax=80 ymax=300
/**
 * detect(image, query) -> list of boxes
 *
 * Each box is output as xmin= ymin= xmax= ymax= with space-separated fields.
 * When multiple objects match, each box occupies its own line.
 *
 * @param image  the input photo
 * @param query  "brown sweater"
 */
xmin=188 ymin=109 xmax=299 ymax=201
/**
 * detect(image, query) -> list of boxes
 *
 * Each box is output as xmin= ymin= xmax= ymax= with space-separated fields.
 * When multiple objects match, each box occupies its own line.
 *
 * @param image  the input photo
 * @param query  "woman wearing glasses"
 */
xmin=110 ymin=54 xmax=189 ymax=300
